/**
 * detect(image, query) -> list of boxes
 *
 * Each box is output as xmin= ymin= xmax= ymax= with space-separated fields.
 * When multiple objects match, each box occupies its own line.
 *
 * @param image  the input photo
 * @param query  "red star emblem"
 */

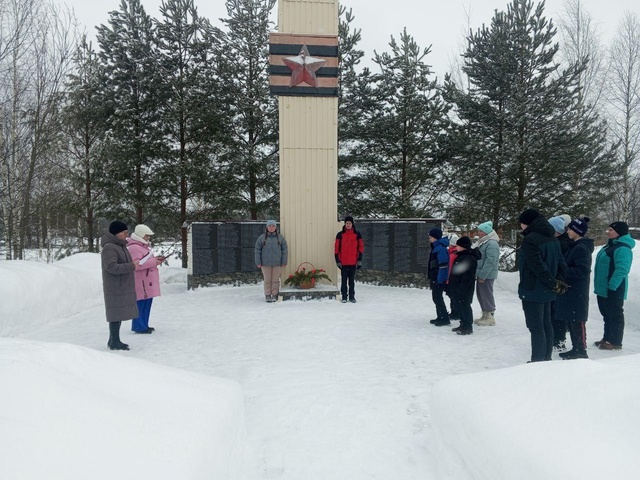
xmin=282 ymin=45 xmax=326 ymax=88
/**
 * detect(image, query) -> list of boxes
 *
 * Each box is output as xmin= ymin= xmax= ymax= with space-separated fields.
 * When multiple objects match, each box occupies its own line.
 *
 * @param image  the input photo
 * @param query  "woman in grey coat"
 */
xmin=255 ymin=220 xmax=288 ymax=302
xmin=101 ymin=221 xmax=139 ymax=350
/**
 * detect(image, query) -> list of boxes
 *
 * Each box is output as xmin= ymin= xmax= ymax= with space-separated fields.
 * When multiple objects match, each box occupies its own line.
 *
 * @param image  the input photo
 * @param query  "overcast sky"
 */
xmin=61 ymin=0 xmax=638 ymax=79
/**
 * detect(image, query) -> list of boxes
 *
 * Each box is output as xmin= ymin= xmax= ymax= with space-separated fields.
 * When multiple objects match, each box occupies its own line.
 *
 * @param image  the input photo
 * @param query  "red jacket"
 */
xmin=334 ymin=228 xmax=364 ymax=266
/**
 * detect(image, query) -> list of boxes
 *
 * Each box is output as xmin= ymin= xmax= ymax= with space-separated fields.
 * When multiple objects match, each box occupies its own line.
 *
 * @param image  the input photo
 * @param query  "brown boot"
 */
xmin=598 ymin=341 xmax=622 ymax=350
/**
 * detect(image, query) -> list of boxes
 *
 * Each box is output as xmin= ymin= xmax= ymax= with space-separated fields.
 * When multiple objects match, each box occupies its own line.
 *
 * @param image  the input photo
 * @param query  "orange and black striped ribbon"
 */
xmin=269 ymin=33 xmax=339 ymax=97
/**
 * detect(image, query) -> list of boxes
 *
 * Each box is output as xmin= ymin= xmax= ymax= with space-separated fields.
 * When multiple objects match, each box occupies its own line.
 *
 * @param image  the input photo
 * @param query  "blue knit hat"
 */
xmin=548 ymin=216 xmax=566 ymax=234
xmin=477 ymin=221 xmax=493 ymax=234
xmin=569 ymin=217 xmax=590 ymax=236
xmin=428 ymin=228 xmax=443 ymax=239
xmin=266 ymin=220 xmax=277 ymax=227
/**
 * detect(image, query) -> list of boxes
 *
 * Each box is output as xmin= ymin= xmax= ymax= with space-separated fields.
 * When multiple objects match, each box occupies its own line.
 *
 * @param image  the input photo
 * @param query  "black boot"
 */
xmin=561 ymin=349 xmax=588 ymax=360
xmin=108 ymin=321 xmax=130 ymax=351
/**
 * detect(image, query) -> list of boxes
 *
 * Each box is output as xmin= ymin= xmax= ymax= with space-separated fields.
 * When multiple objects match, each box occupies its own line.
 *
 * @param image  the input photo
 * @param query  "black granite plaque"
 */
xmin=192 ymin=249 xmax=216 ymax=275
xmin=371 ymin=223 xmax=390 ymax=247
xmin=217 ymin=224 xmax=241 ymax=248
xmin=242 ymin=223 xmax=266 ymax=248
xmin=241 ymin=247 xmax=257 ymax=272
xmin=191 ymin=224 xmax=215 ymax=250
xmin=393 ymin=247 xmax=413 ymax=272
xmin=415 ymin=247 xmax=431 ymax=273
xmin=217 ymin=248 xmax=239 ymax=273
xmin=416 ymin=223 xmax=429 ymax=243
xmin=371 ymin=246 xmax=390 ymax=270
xmin=393 ymin=224 xmax=414 ymax=248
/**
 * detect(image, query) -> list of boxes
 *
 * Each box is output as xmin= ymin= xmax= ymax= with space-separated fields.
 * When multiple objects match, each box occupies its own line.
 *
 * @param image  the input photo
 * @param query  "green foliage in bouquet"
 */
xmin=284 ymin=264 xmax=331 ymax=288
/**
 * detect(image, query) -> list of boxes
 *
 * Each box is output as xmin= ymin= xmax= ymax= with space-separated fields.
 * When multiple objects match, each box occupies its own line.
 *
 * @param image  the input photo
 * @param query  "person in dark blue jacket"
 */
xmin=448 ymin=236 xmax=481 ymax=335
xmin=517 ymin=209 xmax=567 ymax=362
xmin=556 ymin=217 xmax=594 ymax=359
xmin=428 ymin=228 xmax=451 ymax=326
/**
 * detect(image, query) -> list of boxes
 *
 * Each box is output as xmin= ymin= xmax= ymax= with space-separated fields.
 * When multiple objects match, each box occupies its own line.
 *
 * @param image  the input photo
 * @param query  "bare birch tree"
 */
xmin=0 ymin=0 xmax=75 ymax=259
xmin=557 ymin=0 xmax=607 ymax=111
xmin=605 ymin=12 xmax=640 ymax=222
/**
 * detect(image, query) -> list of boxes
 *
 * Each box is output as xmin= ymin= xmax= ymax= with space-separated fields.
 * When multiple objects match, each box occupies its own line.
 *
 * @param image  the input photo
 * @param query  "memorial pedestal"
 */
xmin=279 ymin=284 xmax=340 ymax=301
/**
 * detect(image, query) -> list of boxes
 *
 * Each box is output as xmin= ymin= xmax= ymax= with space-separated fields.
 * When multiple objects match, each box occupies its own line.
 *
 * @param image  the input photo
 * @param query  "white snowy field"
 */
xmin=2 ymin=252 xmax=640 ymax=479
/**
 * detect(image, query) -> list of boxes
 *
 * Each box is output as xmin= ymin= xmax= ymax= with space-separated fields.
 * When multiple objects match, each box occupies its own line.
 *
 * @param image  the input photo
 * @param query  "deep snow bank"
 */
xmin=430 ymin=356 xmax=640 ymax=480
xmin=0 ymin=253 xmax=103 ymax=336
xmin=0 ymin=253 xmax=185 ymax=337
xmin=0 ymin=338 xmax=245 ymax=480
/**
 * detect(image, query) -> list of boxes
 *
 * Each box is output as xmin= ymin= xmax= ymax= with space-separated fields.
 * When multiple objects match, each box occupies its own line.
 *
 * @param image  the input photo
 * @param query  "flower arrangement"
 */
xmin=284 ymin=262 xmax=331 ymax=289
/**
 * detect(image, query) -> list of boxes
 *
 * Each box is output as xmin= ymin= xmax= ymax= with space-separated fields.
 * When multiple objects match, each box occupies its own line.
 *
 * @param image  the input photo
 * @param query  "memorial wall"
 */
xmin=187 ymin=219 xmax=446 ymax=289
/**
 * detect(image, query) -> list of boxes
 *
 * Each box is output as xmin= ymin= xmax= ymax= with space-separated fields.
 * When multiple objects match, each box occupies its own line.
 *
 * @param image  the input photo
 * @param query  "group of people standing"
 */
xmin=101 ymin=212 xmax=634 ymax=362
xmin=254 ymin=216 xmax=364 ymax=303
xmin=101 ymin=221 xmax=163 ymax=351
xmin=428 ymin=208 xmax=635 ymax=363
xmin=427 ymin=223 xmax=500 ymax=336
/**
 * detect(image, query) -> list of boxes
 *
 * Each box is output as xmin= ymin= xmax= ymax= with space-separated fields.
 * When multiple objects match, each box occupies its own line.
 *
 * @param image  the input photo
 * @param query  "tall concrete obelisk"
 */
xmin=269 ymin=0 xmax=339 ymax=286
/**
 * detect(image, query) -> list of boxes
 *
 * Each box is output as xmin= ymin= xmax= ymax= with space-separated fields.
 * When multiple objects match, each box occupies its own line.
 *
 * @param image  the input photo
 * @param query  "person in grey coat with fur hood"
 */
xmin=255 ymin=220 xmax=288 ymax=302
xmin=101 ymin=221 xmax=139 ymax=350
xmin=474 ymin=221 xmax=500 ymax=326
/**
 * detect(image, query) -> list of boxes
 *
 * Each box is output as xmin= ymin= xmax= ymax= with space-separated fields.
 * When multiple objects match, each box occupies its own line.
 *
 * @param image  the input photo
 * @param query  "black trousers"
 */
xmin=522 ymin=300 xmax=553 ymax=362
xmin=340 ymin=265 xmax=357 ymax=300
xmin=597 ymin=295 xmax=625 ymax=346
xmin=568 ymin=321 xmax=587 ymax=352
xmin=551 ymin=301 xmax=567 ymax=343
xmin=452 ymin=297 xmax=473 ymax=329
xmin=430 ymin=281 xmax=449 ymax=322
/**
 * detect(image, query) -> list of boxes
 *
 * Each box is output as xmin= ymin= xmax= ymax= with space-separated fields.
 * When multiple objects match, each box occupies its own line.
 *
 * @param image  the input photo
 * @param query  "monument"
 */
xmin=269 ymin=0 xmax=340 ymax=295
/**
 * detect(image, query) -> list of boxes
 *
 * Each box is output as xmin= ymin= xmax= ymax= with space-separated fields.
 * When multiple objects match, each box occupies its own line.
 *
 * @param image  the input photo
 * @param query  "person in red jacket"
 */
xmin=335 ymin=216 xmax=365 ymax=303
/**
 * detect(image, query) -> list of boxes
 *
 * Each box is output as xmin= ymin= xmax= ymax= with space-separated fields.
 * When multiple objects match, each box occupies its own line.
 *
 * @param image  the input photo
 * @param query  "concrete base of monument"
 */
xmin=279 ymin=284 xmax=340 ymax=301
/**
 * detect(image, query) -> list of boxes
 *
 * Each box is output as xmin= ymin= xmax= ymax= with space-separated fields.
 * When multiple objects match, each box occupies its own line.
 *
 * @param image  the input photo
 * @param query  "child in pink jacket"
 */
xmin=126 ymin=224 xmax=163 ymax=333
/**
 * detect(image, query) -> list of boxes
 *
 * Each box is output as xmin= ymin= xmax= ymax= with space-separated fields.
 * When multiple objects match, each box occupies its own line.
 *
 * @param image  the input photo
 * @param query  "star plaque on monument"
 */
xmin=269 ymin=33 xmax=339 ymax=97
xmin=282 ymin=45 xmax=326 ymax=88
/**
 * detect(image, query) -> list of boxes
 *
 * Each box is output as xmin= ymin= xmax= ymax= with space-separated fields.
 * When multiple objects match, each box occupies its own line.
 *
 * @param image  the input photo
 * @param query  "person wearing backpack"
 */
xmin=593 ymin=221 xmax=635 ymax=350
xmin=255 ymin=220 xmax=288 ymax=302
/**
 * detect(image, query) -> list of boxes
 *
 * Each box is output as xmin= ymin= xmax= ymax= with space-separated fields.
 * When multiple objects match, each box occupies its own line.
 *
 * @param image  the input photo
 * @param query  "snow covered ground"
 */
xmin=2 ymin=251 xmax=640 ymax=479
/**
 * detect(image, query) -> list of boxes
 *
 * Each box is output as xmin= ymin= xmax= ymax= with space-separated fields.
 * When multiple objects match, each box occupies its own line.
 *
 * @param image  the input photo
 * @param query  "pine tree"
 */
xmin=155 ymin=0 xmax=226 ymax=265
xmin=217 ymin=0 xmax=278 ymax=220
xmin=340 ymin=28 xmax=452 ymax=217
xmin=60 ymin=36 xmax=112 ymax=252
xmin=445 ymin=0 xmax=618 ymax=231
xmin=96 ymin=0 xmax=165 ymax=225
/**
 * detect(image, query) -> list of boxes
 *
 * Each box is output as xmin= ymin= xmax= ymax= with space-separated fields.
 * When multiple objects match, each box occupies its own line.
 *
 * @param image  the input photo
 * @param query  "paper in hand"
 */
xmin=139 ymin=252 xmax=153 ymax=265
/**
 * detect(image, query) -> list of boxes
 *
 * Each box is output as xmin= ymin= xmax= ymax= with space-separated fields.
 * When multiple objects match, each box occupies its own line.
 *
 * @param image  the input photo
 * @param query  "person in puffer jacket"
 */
xmin=335 ymin=216 xmax=364 ymax=303
xmin=428 ymin=227 xmax=451 ymax=326
xmin=517 ymin=208 xmax=567 ymax=363
xmin=474 ymin=221 xmax=500 ymax=326
xmin=126 ymin=224 xmax=163 ymax=334
xmin=255 ymin=220 xmax=288 ymax=303
xmin=593 ymin=221 xmax=635 ymax=350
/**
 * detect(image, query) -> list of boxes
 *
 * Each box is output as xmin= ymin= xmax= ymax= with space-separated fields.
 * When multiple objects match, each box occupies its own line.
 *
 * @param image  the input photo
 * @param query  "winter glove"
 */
xmin=357 ymin=260 xmax=362 ymax=270
xmin=336 ymin=262 xmax=342 ymax=270
xmin=553 ymin=279 xmax=569 ymax=295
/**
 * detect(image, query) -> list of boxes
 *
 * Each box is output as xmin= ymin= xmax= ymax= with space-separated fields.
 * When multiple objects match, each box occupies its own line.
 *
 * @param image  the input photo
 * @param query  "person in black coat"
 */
xmin=556 ymin=217 xmax=594 ymax=359
xmin=548 ymin=215 xmax=573 ymax=350
xmin=448 ymin=236 xmax=481 ymax=335
xmin=518 ymin=209 xmax=567 ymax=362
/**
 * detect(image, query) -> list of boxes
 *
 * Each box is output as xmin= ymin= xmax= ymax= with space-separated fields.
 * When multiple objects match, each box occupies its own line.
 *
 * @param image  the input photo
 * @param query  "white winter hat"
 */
xmin=134 ymin=224 xmax=154 ymax=237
